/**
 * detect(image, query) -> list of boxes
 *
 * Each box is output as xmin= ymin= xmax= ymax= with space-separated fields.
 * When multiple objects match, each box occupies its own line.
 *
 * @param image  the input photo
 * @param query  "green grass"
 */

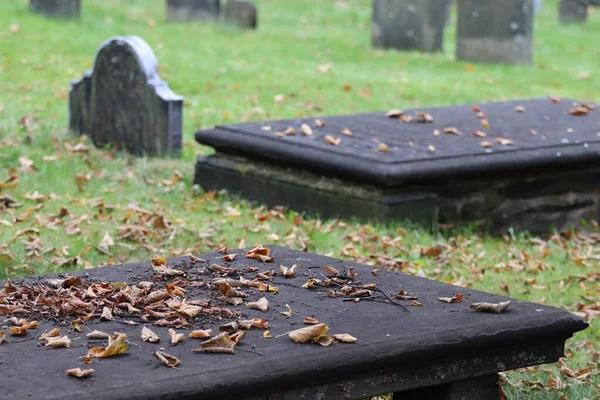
xmin=0 ymin=0 xmax=599 ymax=398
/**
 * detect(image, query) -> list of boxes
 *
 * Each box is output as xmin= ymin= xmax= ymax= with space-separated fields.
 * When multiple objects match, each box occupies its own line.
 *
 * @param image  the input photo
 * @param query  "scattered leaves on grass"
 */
xmin=152 ymin=351 xmax=181 ymax=368
xmin=438 ymin=294 xmax=464 ymax=303
xmin=470 ymin=301 xmax=511 ymax=314
xmin=66 ymin=368 xmax=95 ymax=379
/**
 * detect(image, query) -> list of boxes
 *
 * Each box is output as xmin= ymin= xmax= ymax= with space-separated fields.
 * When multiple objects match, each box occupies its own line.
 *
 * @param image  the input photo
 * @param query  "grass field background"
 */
xmin=0 ymin=0 xmax=599 ymax=397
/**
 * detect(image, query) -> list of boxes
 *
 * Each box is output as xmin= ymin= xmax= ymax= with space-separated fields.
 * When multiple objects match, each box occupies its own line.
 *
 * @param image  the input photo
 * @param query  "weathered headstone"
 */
xmin=456 ymin=0 xmax=534 ymax=64
xmin=69 ymin=36 xmax=183 ymax=157
xmin=166 ymin=0 xmax=220 ymax=21
xmin=223 ymin=0 xmax=257 ymax=29
xmin=29 ymin=0 xmax=80 ymax=19
xmin=559 ymin=0 xmax=588 ymax=23
xmin=372 ymin=0 xmax=448 ymax=52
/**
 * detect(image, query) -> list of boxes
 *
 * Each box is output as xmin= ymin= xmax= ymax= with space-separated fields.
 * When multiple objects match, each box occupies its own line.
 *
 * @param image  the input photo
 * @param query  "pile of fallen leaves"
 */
xmin=0 ymin=245 xmax=361 ymax=380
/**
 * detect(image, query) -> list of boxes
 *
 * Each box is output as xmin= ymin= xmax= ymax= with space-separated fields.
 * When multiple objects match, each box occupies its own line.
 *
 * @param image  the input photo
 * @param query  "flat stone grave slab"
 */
xmin=194 ymin=98 xmax=600 ymax=233
xmin=0 ymin=246 xmax=588 ymax=399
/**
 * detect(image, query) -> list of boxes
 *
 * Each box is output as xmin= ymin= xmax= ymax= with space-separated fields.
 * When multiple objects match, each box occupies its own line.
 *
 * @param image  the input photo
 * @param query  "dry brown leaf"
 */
xmin=378 ymin=143 xmax=389 ymax=152
xmin=300 ymin=123 xmax=313 ymax=136
xmin=472 ymin=129 xmax=487 ymax=138
xmin=333 ymin=333 xmax=358 ymax=343
xmin=141 ymin=326 xmax=160 ymax=343
xmin=247 ymin=297 xmax=269 ymax=312
xmin=470 ymin=301 xmax=511 ymax=314
xmin=101 ymin=306 xmax=113 ymax=321
xmin=428 ymin=145 xmax=436 ymax=152
xmin=303 ymin=316 xmax=320 ymax=325
xmin=481 ymin=141 xmax=493 ymax=148
xmin=416 ymin=113 xmax=434 ymax=123
xmin=0 ymin=331 xmax=5 ymax=345
xmin=189 ymin=329 xmax=213 ymax=339
xmin=219 ymin=321 xmax=239 ymax=333
xmin=39 ymin=328 xmax=60 ymax=340
xmin=280 ymin=304 xmax=293 ymax=317
xmin=385 ymin=109 xmax=403 ymax=118
xmin=193 ymin=332 xmax=235 ymax=354
xmin=288 ymin=323 xmax=329 ymax=344
xmin=245 ymin=245 xmax=270 ymax=259
xmin=152 ymin=351 xmax=181 ymax=368
xmin=496 ymin=137 xmax=513 ymax=146
xmin=88 ymin=332 xmax=128 ymax=358
xmin=400 ymin=115 xmax=413 ymax=123
xmin=218 ymin=283 xmax=248 ymax=298
xmin=263 ymin=331 xmax=272 ymax=338
xmin=514 ymin=106 xmax=525 ymax=113
xmin=340 ymin=128 xmax=353 ymax=136
xmin=438 ymin=294 xmax=464 ymax=303
xmin=284 ymin=126 xmax=296 ymax=136
xmin=229 ymin=330 xmax=247 ymax=346
xmin=168 ymin=328 xmax=184 ymax=345
xmin=9 ymin=326 xmax=27 ymax=336
xmin=66 ymin=368 xmax=95 ymax=379
xmin=45 ymin=335 xmax=71 ymax=348
xmin=86 ymin=330 xmax=110 ymax=340
xmin=279 ymin=264 xmax=297 ymax=277
xmin=322 ymin=266 xmax=340 ymax=275
xmin=153 ymin=265 xmax=184 ymax=277
xmin=222 ymin=253 xmax=237 ymax=262
xmin=315 ymin=119 xmax=326 ymax=127
xmin=568 ymin=106 xmax=589 ymax=116
xmin=324 ymin=135 xmax=341 ymax=146
xmin=443 ymin=127 xmax=462 ymax=136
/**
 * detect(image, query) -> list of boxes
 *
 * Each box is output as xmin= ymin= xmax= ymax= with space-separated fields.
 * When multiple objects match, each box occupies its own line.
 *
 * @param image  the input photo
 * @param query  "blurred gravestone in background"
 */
xmin=223 ymin=0 xmax=257 ymax=29
xmin=69 ymin=36 xmax=183 ymax=158
xmin=559 ymin=0 xmax=588 ymax=23
xmin=30 ymin=0 xmax=80 ymax=19
xmin=166 ymin=0 xmax=220 ymax=22
xmin=456 ymin=0 xmax=534 ymax=64
xmin=372 ymin=0 xmax=449 ymax=52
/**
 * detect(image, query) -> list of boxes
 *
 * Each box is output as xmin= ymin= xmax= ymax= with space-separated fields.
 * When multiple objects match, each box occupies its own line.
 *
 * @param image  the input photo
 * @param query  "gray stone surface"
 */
xmin=372 ymin=0 xmax=448 ymax=52
xmin=29 ymin=0 xmax=80 ymax=19
xmin=166 ymin=0 xmax=220 ymax=21
xmin=0 ymin=247 xmax=588 ymax=399
xmin=223 ymin=0 xmax=257 ymax=29
xmin=559 ymin=0 xmax=588 ymax=23
xmin=457 ymin=0 xmax=534 ymax=64
xmin=69 ymin=36 xmax=183 ymax=157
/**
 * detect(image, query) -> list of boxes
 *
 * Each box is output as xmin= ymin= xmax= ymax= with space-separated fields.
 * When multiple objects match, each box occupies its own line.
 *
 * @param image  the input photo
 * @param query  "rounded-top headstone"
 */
xmin=69 ymin=36 xmax=183 ymax=157
xmin=559 ymin=0 xmax=588 ymax=24
xmin=223 ymin=0 xmax=258 ymax=29
xmin=29 ymin=0 xmax=81 ymax=19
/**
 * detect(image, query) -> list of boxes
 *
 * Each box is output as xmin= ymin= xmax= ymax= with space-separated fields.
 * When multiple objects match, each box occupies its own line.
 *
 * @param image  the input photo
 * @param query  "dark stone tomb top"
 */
xmin=195 ymin=98 xmax=600 ymax=187
xmin=0 ymin=247 xmax=587 ymax=400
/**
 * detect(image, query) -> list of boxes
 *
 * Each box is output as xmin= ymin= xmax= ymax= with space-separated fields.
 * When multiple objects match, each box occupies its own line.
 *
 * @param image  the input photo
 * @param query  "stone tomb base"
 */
xmin=195 ymin=99 xmax=600 ymax=233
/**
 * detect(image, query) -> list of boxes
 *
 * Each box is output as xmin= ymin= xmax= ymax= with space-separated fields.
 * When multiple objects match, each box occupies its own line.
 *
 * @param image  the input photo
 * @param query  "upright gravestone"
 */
xmin=559 ymin=0 xmax=588 ymax=23
xmin=69 ymin=36 xmax=183 ymax=157
xmin=372 ymin=0 xmax=449 ymax=52
xmin=166 ymin=0 xmax=220 ymax=21
xmin=29 ymin=0 xmax=80 ymax=19
xmin=223 ymin=0 xmax=257 ymax=29
xmin=456 ymin=0 xmax=534 ymax=64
